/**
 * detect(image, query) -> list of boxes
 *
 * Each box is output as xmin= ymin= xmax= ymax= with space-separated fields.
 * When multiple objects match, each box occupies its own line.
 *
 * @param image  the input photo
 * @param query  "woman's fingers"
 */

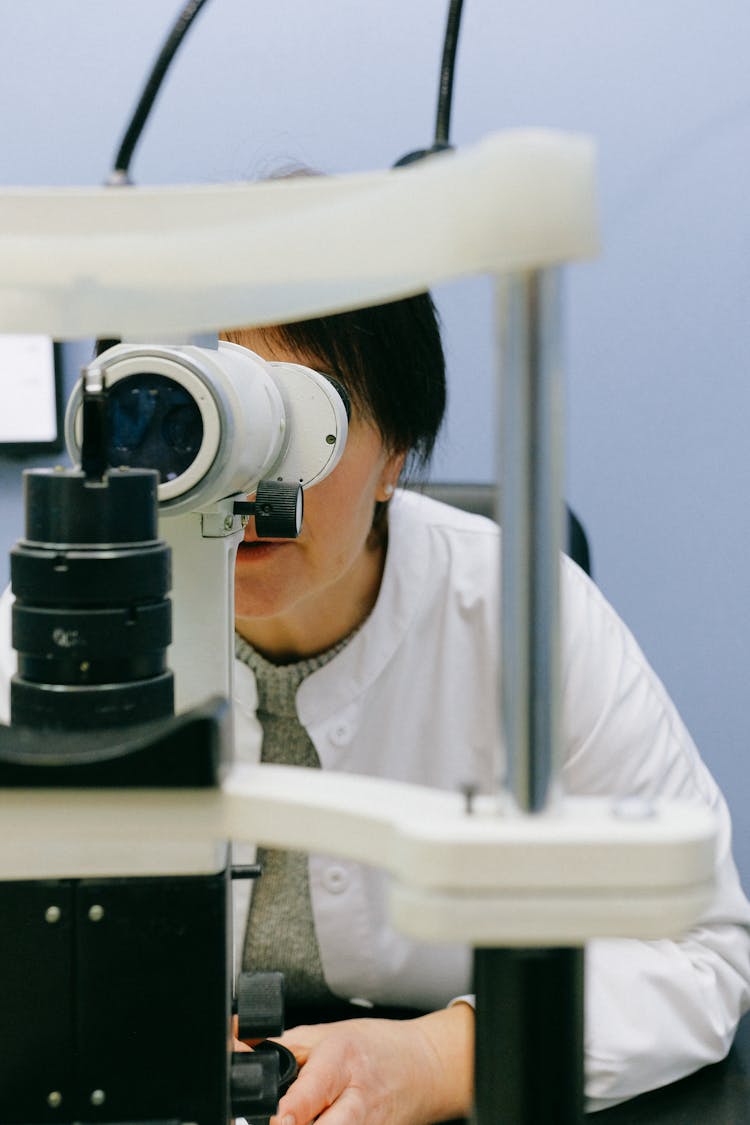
xmin=268 ymin=1014 xmax=459 ymax=1125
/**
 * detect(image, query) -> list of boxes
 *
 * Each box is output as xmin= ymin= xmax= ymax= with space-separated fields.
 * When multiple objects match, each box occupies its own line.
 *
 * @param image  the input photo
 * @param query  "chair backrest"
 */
xmin=414 ymin=482 xmax=593 ymax=578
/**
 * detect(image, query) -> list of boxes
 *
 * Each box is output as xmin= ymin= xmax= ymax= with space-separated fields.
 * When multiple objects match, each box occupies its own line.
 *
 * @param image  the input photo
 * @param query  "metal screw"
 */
xmin=45 ymin=905 xmax=61 ymax=924
xmin=325 ymin=434 xmax=336 ymax=444
xmin=47 ymin=1091 xmax=63 ymax=1109
xmin=79 ymin=660 xmax=90 ymax=672
xmin=88 ymin=904 xmax=105 ymax=922
xmin=224 ymin=515 xmax=234 ymax=530
xmin=90 ymin=1089 xmax=106 ymax=1106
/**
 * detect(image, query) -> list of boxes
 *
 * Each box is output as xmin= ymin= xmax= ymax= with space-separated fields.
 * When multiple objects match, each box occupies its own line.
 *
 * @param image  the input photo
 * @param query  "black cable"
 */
xmin=109 ymin=0 xmax=212 ymax=183
xmin=393 ymin=0 xmax=466 ymax=167
xmin=434 ymin=0 xmax=464 ymax=148
xmin=101 ymin=0 xmax=212 ymax=352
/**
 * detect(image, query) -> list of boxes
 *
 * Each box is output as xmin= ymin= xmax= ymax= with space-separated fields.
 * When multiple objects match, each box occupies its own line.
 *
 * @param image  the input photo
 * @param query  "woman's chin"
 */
xmin=234 ymin=544 xmax=302 ymax=621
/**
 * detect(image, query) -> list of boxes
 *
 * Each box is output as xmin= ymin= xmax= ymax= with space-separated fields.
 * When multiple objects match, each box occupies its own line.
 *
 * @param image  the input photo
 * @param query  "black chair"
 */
xmin=415 ymin=481 xmax=592 ymax=578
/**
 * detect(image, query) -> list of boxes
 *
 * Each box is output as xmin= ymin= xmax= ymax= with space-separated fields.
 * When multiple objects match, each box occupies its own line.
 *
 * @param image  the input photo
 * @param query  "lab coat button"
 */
xmin=330 ymin=721 xmax=352 ymax=746
xmin=322 ymin=865 xmax=349 ymax=893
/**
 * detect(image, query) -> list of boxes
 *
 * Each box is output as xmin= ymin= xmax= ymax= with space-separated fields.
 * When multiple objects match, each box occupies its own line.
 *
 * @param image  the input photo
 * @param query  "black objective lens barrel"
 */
xmin=10 ymin=467 xmax=174 ymax=731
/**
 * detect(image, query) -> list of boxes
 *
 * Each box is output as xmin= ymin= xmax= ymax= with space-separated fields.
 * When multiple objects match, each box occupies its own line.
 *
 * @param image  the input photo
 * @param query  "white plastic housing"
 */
xmin=228 ymin=345 xmax=349 ymax=491
xmin=65 ymin=341 xmax=348 ymax=514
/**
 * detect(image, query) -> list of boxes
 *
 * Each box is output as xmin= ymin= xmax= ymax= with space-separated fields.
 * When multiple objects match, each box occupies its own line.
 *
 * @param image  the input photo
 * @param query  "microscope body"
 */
xmin=0 ymin=332 xmax=347 ymax=1124
xmin=0 ymin=459 xmax=235 ymax=1125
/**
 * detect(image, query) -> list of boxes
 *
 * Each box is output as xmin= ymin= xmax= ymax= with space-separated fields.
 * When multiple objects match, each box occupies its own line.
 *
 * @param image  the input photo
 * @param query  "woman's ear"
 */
xmin=375 ymin=451 xmax=407 ymax=502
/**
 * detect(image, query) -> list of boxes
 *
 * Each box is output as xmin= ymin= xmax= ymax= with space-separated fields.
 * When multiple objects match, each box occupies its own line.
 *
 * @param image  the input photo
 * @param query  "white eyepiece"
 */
xmin=65 ymin=341 xmax=349 ymax=516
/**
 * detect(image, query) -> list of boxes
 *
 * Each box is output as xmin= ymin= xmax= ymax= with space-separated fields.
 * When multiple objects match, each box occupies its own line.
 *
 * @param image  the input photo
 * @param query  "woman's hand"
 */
xmin=266 ymin=1002 xmax=474 ymax=1125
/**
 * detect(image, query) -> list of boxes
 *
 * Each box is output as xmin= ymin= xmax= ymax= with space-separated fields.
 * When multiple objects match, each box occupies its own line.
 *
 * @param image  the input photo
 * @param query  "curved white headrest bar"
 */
xmin=0 ymin=129 xmax=598 ymax=337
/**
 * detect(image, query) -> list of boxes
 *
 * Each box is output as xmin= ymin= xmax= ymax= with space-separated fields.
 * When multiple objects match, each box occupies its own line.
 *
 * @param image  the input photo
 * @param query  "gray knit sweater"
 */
xmin=235 ymin=632 xmax=351 ymax=1003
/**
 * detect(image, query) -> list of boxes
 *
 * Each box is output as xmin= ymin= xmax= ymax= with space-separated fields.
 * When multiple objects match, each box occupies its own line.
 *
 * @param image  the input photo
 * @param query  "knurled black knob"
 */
xmin=237 ymin=970 xmax=286 ymax=1040
xmin=230 ymin=1049 xmax=280 ymax=1119
xmin=253 ymin=479 xmax=303 ymax=539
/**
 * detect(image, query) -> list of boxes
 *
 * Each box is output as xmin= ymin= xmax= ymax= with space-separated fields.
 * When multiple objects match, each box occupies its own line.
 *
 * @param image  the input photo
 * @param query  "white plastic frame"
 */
xmin=0 ymin=130 xmax=597 ymax=336
xmin=0 ymin=128 xmax=717 ymax=951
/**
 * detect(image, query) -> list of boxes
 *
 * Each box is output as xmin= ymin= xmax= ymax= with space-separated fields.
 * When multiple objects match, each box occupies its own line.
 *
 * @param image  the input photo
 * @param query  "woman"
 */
xmin=224 ymin=294 xmax=750 ymax=1123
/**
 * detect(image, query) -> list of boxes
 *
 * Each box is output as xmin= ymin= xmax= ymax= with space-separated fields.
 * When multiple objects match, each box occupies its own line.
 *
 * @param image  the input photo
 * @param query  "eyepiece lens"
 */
xmin=108 ymin=374 xmax=203 ymax=482
xmin=162 ymin=402 xmax=203 ymax=455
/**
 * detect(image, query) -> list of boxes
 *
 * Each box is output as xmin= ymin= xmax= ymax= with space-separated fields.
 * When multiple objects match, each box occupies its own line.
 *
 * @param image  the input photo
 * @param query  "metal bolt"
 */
xmin=90 ymin=1089 xmax=106 ymax=1106
xmin=224 ymin=515 xmax=234 ymax=530
xmin=325 ymin=434 xmax=336 ymax=444
xmin=45 ymin=905 xmax=61 ymax=924
xmin=47 ymin=1091 xmax=63 ymax=1109
xmin=79 ymin=660 xmax=90 ymax=672
xmin=88 ymin=904 xmax=105 ymax=922
xmin=461 ymin=782 xmax=479 ymax=815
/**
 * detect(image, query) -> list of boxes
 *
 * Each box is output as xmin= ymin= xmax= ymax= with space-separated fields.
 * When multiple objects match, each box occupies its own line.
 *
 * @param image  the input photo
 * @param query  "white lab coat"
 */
xmin=232 ymin=490 xmax=750 ymax=1112
xmin=2 ymin=490 xmax=749 ymax=1111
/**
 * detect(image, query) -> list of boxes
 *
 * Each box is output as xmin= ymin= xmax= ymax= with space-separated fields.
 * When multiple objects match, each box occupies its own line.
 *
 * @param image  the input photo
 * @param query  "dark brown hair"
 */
xmin=225 ymin=293 xmax=446 ymax=474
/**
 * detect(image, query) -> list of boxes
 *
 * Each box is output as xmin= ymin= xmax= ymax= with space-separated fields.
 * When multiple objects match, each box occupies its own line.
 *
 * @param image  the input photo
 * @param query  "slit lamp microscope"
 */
xmin=0 ymin=61 xmax=718 ymax=1125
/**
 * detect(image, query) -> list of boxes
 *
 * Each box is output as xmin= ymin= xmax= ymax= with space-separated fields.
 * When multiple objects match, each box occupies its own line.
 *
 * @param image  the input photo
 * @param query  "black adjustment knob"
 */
xmin=237 ymin=971 xmax=285 ymax=1040
xmin=230 ymin=1049 xmax=280 ymax=1120
xmin=253 ymin=480 xmax=303 ymax=539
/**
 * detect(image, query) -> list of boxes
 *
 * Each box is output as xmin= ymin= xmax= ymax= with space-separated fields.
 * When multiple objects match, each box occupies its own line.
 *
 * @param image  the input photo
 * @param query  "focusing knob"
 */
xmin=237 ymin=971 xmax=285 ymax=1040
xmin=252 ymin=480 xmax=303 ymax=539
xmin=230 ymin=1050 xmax=280 ymax=1121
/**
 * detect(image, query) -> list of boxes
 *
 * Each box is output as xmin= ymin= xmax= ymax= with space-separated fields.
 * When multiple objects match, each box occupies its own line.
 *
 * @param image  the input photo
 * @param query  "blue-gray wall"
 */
xmin=2 ymin=1 xmax=750 ymax=882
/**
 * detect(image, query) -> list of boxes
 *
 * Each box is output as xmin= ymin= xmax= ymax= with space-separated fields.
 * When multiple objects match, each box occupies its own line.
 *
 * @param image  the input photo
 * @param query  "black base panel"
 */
xmin=0 ymin=868 xmax=231 ymax=1125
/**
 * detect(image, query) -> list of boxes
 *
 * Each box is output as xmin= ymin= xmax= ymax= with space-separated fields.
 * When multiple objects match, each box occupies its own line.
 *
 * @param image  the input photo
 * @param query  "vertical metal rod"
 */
xmin=474 ymin=271 xmax=583 ymax=1125
xmin=496 ymin=269 xmax=564 ymax=813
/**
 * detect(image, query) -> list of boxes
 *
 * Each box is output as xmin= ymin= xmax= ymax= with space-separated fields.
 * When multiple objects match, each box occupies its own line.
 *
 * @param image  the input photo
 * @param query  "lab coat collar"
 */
xmin=295 ymin=490 xmax=431 ymax=729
